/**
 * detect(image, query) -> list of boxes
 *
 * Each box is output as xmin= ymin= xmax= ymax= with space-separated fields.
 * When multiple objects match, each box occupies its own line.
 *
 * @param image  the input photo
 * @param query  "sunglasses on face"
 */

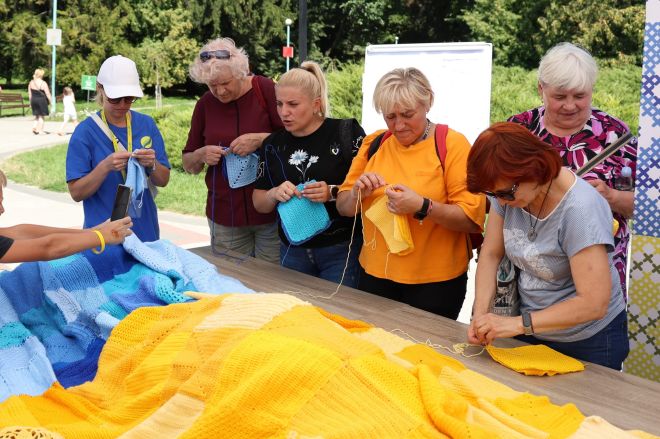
xmin=200 ymin=50 xmax=231 ymax=62
xmin=106 ymin=96 xmax=138 ymax=104
xmin=482 ymin=183 xmax=518 ymax=201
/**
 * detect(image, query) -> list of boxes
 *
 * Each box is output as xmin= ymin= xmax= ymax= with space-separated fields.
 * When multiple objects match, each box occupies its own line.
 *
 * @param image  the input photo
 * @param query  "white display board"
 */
xmin=361 ymin=42 xmax=492 ymax=144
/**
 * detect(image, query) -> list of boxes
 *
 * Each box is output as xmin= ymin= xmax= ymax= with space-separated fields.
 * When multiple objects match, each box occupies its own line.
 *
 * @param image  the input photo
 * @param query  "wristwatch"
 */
xmin=413 ymin=197 xmax=430 ymax=222
xmin=328 ymin=184 xmax=340 ymax=202
xmin=522 ymin=311 xmax=534 ymax=336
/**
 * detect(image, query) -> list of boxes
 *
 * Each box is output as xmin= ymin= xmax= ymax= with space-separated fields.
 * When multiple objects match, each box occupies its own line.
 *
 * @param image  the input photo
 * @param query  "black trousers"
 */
xmin=358 ymin=268 xmax=468 ymax=320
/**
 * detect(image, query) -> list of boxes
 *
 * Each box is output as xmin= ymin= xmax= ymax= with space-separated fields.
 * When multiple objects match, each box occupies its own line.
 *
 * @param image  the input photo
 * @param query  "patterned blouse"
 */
xmin=509 ymin=107 xmax=638 ymax=298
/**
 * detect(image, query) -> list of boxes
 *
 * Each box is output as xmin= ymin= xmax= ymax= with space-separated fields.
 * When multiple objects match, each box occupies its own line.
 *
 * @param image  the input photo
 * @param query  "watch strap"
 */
xmin=522 ymin=311 xmax=534 ymax=335
xmin=413 ymin=197 xmax=430 ymax=221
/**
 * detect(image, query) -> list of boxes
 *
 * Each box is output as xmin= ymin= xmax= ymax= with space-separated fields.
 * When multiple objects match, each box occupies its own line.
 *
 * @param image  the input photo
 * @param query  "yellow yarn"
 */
xmin=0 ymin=293 xmax=652 ymax=438
xmin=364 ymin=194 xmax=414 ymax=255
xmin=486 ymin=344 xmax=585 ymax=376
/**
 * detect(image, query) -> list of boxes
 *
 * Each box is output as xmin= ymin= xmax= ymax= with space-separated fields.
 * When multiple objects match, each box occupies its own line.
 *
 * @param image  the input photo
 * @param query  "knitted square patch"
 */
xmin=486 ymin=344 xmax=585 ymax=376
xmin=364 ymin=195 xmax=414 ymax=255
xmin=277 ymin=182 xmax=331 ymax=245
xmin=223 ymin=153 xmax=259 ymax=188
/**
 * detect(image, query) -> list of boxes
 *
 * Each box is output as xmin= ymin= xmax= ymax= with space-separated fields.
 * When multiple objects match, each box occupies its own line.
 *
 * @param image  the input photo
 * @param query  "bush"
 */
xmin=326 ymin=62 xmax=364 ymax=122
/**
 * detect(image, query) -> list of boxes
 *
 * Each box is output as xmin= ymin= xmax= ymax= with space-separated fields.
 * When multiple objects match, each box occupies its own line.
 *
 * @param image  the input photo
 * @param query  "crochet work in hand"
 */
xmin=365 ymin=194 xmax=414 ymax=255
xmin=223 ymin=152 xmax=259 ymax=188
xmin=0 ymin=293 xmax=651 ymax=438
xmin=0 ymin=235 xmax=252 ymax=403
xmin=277 ymin=181 xmax=331 ymax=244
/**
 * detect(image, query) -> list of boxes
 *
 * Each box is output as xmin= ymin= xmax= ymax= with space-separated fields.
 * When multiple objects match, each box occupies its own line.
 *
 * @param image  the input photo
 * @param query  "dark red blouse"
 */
xmin=183 ymin=75 xmax=283 ymax=227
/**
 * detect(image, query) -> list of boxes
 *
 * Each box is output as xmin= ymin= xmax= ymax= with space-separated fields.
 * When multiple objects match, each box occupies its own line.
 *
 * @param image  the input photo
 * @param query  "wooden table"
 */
xmin=192 ymin=246 xmax=660 ymax=434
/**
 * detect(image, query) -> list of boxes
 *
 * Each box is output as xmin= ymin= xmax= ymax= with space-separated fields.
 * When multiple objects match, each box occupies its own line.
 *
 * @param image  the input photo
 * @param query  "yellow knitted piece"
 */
xmin=0 ymin=293 xmax=655 ymax=438
xmin=486 ymin=344 xmax=585 ymax=376
xmin=365 ymin=194 xmax=414 ymax=255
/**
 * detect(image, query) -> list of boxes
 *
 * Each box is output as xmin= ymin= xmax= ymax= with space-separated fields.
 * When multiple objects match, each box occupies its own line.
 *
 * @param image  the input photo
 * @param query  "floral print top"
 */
xmin=509 ymin=106 xmax=638 ymax=298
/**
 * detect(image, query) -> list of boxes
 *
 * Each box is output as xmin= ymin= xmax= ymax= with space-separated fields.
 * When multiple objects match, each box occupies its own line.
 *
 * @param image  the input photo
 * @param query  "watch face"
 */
xmin=330 ymin=185 xmax=339 ymax=198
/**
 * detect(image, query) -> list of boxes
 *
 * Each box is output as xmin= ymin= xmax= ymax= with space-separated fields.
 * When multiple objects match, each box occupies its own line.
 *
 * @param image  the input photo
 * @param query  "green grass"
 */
xmin=1 ymin=64 xmax=642 ymax=216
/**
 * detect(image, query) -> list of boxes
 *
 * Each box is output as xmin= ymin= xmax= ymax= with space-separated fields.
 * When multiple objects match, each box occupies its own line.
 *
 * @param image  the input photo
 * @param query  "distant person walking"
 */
xmin=58 ymin=86 xmax=78 ymax=136
xmin=28 ymin=68 xmax=51 ymax=135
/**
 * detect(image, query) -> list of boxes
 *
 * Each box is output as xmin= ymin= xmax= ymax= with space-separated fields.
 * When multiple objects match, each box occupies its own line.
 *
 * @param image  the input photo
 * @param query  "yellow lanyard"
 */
xmin=101 ymin=110 xmax=133 ymax=153
xmin=101 ymin=110 xmax=132 ymax=179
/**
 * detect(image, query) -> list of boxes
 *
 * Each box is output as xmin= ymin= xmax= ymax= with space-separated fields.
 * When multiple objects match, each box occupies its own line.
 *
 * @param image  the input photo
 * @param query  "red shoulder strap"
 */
xmin=434 ymin=124 xmax=449 ymax=170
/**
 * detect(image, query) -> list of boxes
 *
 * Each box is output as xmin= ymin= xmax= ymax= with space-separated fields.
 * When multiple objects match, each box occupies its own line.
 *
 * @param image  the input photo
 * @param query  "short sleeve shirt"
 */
xmin=492 ymin=176 xmax=625 ymax=342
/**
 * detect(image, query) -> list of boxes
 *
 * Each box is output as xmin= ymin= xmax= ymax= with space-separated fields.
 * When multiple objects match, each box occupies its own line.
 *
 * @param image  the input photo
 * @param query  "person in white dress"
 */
xmin=58 ymin=86 xmax=78 ymax=136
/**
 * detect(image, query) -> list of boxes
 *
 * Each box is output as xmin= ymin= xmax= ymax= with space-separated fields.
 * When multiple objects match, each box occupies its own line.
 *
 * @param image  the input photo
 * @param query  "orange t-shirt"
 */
xmin=339 ymin=128 xmax=486 ymax=284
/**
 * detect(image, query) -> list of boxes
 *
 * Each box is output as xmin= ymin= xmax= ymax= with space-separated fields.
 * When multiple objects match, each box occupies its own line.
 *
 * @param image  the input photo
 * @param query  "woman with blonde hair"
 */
xmin=183 ymin=37 xmax=283 ymax=262
xmin=252 ymin=61 xmax=365 ymax=286
xmin=336 ymin=67 xmax=485 ymax=319
xmin=27 ymin=68 xmax=51 ymax=135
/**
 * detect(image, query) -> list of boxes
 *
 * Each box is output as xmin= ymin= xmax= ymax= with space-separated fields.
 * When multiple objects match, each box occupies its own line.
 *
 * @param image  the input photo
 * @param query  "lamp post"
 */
xmin=285 ymin=18 xmax=293 ymax=71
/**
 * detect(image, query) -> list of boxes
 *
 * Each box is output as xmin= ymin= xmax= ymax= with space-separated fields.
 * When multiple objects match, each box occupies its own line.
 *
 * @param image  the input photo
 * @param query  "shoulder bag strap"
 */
xmin=89 ymin=112 xmax=128 ymax=152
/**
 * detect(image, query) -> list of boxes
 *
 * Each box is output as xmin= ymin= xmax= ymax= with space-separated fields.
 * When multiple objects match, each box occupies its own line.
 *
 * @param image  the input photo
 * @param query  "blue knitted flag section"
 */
xmin=277 ymin=181 xmax=331 ymax=245
xmin=223 ymin=152 xmax=259 ymax=188
xmin=0 ymin=235 xmax=253 ymax=402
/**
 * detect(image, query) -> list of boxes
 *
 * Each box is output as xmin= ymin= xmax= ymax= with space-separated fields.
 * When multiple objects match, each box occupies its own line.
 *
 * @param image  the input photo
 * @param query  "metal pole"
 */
xmin=50 ymin=0 xmax=57 ymax=115
xmin=286 ymin=22 xmax=291 ymax=72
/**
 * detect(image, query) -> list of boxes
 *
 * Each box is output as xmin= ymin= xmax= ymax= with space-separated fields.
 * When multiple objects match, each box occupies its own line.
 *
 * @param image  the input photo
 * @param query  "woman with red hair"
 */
xmin=466 ymin=122 xmax=628 ymax=370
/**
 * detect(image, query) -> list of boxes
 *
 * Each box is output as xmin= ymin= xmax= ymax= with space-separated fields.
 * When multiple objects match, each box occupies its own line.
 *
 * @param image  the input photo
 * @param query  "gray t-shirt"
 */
xmin=491 ymin=176 xmax=625 ymax=342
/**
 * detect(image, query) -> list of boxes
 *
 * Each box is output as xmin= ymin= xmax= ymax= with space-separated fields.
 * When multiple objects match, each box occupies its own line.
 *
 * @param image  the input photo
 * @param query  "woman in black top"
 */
xmin=252 ymin=61 xmax=365 ymax=287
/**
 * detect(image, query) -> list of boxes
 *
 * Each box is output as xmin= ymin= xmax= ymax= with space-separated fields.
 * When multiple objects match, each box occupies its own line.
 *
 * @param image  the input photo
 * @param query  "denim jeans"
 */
xmin=280 ymin=238 xmax=362 ymax=288
xmin=515 ymin=310 xmax=629 ymax=370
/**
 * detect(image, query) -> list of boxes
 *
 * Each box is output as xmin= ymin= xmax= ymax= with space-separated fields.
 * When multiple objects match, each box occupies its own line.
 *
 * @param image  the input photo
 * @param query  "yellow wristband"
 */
xmin=91 ymin=230 xmax=105 ymax=254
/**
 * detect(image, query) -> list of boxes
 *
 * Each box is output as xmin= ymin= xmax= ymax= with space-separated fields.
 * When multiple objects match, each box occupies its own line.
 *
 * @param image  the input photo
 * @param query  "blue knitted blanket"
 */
xmin=0 ymin=236 xmax=252 ymax=402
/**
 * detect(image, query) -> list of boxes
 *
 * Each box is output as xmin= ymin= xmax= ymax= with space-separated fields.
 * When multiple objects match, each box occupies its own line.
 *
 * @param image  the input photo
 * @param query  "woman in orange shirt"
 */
xmin=336 ymin=68 xmax=485 ymax=319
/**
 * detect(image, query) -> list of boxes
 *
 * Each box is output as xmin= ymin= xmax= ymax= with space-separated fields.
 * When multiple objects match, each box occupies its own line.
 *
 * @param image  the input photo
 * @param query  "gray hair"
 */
xmin=189 ymin=38 xmax=250 ymax=84
xmin=538 ymin=42 xmax=598 ymax=91
xmin=372 ymin=68 xmax=434 ymax=115
xmin=276 ymin=61 xmax=330 ymax=117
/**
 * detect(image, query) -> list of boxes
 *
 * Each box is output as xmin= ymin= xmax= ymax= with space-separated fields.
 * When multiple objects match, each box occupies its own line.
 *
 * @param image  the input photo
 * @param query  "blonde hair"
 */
xmin=372 ymin=68 xmax=434 ymax=115
xmin=189 ymin=38 xmax=250 ymax=84
xmin=33 ymin=69 xmax=45 ymax=80
xmin=63 ymin=86 xmax=73 ymax=95
xmin=0 ymin=169 xmax=7 ymax=187
xmin=276 ymin=61 xmax=329 ymax=117
xmin=538 ymin=42 xmax=598 ymax=92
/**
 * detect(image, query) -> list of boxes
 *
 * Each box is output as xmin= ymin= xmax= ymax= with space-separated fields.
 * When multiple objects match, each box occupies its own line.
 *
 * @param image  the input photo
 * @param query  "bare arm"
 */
xmin=229 ymin=133 xmax=270 ymax=156
xmin=68 ymin=151 xmax=132 ymax=201
xmin=132 ymin=149 xmax=170 ymax=187
xmin=1 ymin=217 xmax=133 ymax=263
xmin=588 ymin=180 xmax=634 ymax=218
xmin=182 ymin=145 xmax=224 ymax=175
xmin=336 ymin=173 xmax=387 ymax=217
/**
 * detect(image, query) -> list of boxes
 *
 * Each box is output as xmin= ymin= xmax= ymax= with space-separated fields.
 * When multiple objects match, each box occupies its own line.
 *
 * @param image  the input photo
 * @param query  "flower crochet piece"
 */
xmin=222 ymin=152 xmax=259 ymax=188
xmin=0 ymin=293 xmax=651 ymax=438
xmin=277 ymin=181 xmax=330 ymax=244
xmin=486 ymin=344 xmax=585 ymax=376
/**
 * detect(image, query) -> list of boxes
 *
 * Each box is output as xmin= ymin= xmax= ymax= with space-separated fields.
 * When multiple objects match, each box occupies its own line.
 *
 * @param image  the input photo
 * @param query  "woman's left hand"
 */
xmin=385 ymin=184 xmax=424 ymax=215
xmin=302 ymin=181 xmax=329 ymax=203
xmin=229 ymin=133 xmax=264 ymax=156
xmin=132 ymin=149 xmax=157 ymax=170
xmin=470 ymin=313 xmax=521 ymax=345
xmin=587 ymin=179 xmax=613 ymax=202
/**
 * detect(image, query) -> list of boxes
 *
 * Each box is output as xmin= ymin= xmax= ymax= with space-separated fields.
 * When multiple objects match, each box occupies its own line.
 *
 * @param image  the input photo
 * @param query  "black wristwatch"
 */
xmin=413 ymin=197 xmax=430 ymax=222
xmin=328 ymin=184 xmax=340 ymax=202
xmin=522 ymin=311 xmax=534 ymax=335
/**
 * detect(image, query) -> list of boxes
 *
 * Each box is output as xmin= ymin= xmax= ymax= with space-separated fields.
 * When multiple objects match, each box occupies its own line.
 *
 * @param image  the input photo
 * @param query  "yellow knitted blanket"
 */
xmin=0 ymin=293 xmax=654 ymax=439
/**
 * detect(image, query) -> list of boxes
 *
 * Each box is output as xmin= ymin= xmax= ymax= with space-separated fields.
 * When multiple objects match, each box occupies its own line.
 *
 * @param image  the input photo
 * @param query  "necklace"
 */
xmin=415 ymin=119 xmax=431 ymax=144
xmin=527 ymin=180 xmax=552 ymax=241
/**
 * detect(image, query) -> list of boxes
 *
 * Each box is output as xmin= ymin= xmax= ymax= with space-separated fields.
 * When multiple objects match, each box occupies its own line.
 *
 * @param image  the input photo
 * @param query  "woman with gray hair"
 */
xmin=335 ymin=67 xmax=485 ymax=319
xmin=508 ymin=42 xmax=637 ymax=299
xmin=182 ymin=37 xmax=282 ymax=262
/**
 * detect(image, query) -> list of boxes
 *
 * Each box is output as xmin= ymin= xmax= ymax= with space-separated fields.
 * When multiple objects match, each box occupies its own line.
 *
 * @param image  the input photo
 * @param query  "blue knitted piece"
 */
xmin=223 ymin=152 xmax=259 ymax=188
xmin=277 ymin=181 xmax=331 ymax=245
xmin=0 ymin=236 xmax=253 ymax=402
xmin=125 ymin=156 xmax=147 ymax=217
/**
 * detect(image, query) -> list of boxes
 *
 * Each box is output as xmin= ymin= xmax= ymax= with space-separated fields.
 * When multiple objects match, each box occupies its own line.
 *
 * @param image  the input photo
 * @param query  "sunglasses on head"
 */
xmin=106 ymin=96 xmax=138 ymax=104
xmin=200 ymin=50 xmax=231 ymax=62
xmin=482 ymin=183 xmax=518 ymax=201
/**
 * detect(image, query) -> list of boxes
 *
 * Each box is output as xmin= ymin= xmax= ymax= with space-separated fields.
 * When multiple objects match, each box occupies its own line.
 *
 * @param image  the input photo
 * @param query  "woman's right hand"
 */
xmin=199 ymin=145 xmax=225 ymax=166
xmin=352 ymin=173 xmax=387 ymax=198
xmin=270 ymin=181 xmax=301 ymax=203
xmin=103 ymin=151 xmax=132 ymax=172
xmin=98 ymin=217 xmax=133 ymax=245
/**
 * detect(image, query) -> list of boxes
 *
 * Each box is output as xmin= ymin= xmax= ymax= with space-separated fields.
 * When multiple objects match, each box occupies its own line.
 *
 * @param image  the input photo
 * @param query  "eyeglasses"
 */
xmin=106 ymin=96 xmax=138 ymax=104
xmin=482 ymin=183 xmax=518 ymax=201
xmin=200 ymin=50 xmax=231 ymax=62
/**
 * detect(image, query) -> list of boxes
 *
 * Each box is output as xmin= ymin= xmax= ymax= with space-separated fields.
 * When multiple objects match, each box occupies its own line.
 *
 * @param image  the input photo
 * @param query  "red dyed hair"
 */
xmin=467 ymin=122 xmax=562 ymax=193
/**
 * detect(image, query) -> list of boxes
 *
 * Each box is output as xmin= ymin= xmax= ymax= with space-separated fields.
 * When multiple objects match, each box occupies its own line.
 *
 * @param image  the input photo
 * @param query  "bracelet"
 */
xmin=91 ymin=230 xmax=105 ymax=254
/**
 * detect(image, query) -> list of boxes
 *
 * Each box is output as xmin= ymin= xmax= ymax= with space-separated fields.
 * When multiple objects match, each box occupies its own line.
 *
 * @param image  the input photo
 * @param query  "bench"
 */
xmin=0 ymin=92 xmax=30 ymax=116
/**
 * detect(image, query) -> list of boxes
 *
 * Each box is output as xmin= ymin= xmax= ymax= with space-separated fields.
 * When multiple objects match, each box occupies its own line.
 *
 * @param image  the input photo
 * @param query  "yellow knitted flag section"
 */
xmin=0 ymin=293 xmax=652 ymax=439
xmin=365 ymin=194 xmax=414 ymax=255
xmin=486 ymin=344 xmax=585 ymax=376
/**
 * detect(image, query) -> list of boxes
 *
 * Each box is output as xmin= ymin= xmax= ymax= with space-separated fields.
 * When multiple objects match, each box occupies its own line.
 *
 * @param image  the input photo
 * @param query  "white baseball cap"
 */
xmin=97 ymin=55 xmax=144 ymax=98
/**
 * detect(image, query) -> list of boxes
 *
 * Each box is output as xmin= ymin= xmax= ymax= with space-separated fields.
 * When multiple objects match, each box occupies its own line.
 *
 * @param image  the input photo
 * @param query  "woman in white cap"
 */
xmin=66 ymin=55 xmax=171 ymax=242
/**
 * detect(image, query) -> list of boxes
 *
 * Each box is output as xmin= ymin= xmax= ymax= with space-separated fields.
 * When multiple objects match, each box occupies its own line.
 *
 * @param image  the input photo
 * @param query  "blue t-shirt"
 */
xmin=66 ymin=111 xmax=170 ymax=242
xmin=492 ymin=176 xmax=625 ymax=342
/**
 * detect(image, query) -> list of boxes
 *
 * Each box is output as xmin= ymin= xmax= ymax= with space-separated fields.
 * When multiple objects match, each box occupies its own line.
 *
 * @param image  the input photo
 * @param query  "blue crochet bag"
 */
xmin=277 ymin=181 xmax=331 ymax=245
xmin=223 ymin=152 xmax=259 ymax=188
